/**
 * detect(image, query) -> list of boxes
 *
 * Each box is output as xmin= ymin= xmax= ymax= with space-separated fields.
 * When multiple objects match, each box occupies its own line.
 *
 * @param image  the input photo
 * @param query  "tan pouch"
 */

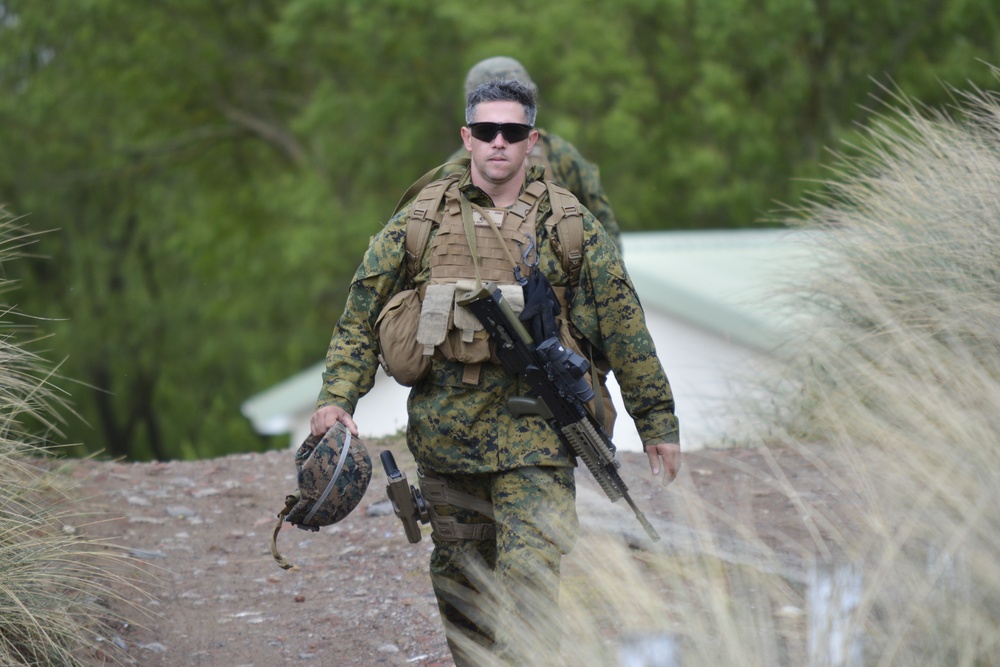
xmin=416 ymin=284 xmax=455 ymax=352
xmin=441 ymin=328 xmax=492 ymax=365
xmin=375 ymin=289 xmax=431 ymax=386
xmin=443 ymin=283 xmax=528 ymax=365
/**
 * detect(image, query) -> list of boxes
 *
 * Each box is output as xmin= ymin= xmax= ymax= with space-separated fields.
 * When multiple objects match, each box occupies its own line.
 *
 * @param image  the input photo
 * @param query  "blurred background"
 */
xmin=1 ymin=0 xmax=998 ymax=460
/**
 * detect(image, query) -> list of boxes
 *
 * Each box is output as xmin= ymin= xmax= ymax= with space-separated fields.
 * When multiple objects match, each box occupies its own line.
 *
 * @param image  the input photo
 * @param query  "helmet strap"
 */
xmin=271 ymin=492 xmax=301 ymax=570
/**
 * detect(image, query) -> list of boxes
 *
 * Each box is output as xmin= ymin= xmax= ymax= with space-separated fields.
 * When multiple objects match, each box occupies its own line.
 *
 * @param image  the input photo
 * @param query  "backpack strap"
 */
xmin=543 ymin=181 xmax=584 ymax=287
xmin=398 ymin=159 xmax=470 ymax=281
xmin=542 ymin=183 xmax=611 ymax=429
xmin=405 ymin=179 xmax=451 ymax=280
xmin=393 ymin=158 xmax=470 ymax=217
xmin=507 ymin=180 xmax=548 ymax=225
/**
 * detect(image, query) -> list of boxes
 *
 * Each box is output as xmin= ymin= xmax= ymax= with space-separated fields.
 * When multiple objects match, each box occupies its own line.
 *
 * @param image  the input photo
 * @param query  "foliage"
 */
xmin=0 ymin=0 xmax=999 ymax=458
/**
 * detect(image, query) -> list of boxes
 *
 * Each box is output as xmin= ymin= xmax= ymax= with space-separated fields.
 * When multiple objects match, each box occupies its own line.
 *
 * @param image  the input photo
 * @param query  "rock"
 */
xmin=367 ymin=499 xmax=394 ymax=517
xmin=165 ymin=505 xmax=197 ymax=518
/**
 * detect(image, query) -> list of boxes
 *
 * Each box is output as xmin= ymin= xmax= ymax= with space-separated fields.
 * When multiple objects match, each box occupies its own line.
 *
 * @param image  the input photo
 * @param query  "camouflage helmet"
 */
xmin=271 ymin=423 xmax=372 ymax=570
xmin=464 ymin=56 xmax=536 ymax=95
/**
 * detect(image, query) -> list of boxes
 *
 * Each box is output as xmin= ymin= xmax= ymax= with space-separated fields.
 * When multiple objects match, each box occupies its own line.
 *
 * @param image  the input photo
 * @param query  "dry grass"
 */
xmin=766 ymin=78 xmax=1000 ymax=666
xmin=0 ymin=207 xmax=152 ymax=666
xmin=443 ymin=486 xmax=816 ymax=667
xmin=734 ymin=74 xmax=1000 ymax=665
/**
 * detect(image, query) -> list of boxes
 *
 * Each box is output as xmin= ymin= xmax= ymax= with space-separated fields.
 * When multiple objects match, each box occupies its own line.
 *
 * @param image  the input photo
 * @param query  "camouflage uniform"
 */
xmin=317 ymin=165 xmax=677 ymax=664
xmin=443 ymin=129 xmax=623 ymax=250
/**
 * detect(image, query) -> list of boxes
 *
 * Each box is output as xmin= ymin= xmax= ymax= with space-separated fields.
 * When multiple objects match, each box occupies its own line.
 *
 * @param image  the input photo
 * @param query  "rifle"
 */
xmin=457 ymin=281 xmax=661 ymax=542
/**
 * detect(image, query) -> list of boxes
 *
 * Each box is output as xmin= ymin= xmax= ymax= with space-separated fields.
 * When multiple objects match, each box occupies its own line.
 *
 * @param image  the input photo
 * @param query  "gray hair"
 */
xmin=465 ymin=79 xmax=538 ymax=127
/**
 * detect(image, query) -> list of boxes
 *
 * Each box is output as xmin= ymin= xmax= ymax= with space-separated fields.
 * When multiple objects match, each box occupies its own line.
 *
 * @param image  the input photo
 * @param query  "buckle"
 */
xmin=431 ymin=516 xmax=495 ymax=542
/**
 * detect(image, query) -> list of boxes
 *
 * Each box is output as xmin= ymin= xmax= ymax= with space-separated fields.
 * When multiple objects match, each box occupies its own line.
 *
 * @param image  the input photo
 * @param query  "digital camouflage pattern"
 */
xmin=284 ymin=424 xmax=373 ymax=528
xmin=426 ymin=465 xmax=578 ymax=665
xmin=443 ymin=129 xmax=623 ymax=250
xmin=317 ymin=164 xmax=677 ymax=473
xmin=463 ymin=56 xmax=536 ymax=95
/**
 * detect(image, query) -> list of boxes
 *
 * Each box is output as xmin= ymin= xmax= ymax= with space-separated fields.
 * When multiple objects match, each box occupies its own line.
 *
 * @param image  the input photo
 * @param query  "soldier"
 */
xmin=443 ymin=56 xmax=624 ymax=251
xmin=310 ymin=79 xmax=679 ymax=665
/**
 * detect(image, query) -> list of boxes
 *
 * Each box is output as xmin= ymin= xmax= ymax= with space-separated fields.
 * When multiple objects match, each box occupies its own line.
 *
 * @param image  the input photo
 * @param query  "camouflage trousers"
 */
xmin=425 ymin=465 xmax=579 ymax=667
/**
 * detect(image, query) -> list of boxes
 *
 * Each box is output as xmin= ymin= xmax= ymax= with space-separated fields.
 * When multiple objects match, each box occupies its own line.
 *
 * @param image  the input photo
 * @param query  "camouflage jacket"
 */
xmin=317 ymin=166 xmax=676 ymax=474
xmin=444 ymin=128 xmax=623 ymax=250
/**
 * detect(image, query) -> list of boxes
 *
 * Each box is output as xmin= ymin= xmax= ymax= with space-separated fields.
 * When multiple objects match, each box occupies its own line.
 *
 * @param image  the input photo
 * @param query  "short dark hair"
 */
xmin=465 ymin=79 xmax=537 ymax=126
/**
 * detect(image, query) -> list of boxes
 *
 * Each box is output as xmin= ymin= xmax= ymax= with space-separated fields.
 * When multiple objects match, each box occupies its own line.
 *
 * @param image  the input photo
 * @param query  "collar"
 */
xmin=458 ymin=164 xmax=547 ymax=207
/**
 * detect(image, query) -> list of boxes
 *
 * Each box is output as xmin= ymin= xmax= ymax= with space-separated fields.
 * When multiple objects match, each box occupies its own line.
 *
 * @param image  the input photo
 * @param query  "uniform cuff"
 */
xmin=640 ymin=429 xmax=680 ymax=451
xmin=316 ymin=382 xmax=356 ymax=415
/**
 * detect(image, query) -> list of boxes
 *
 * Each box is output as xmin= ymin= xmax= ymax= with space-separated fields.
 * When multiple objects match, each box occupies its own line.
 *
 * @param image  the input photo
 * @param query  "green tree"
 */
xmin=1 ymin=0 xmax=999 ymax=460
xmin=0 ymin=1 xmax=337 ymax=458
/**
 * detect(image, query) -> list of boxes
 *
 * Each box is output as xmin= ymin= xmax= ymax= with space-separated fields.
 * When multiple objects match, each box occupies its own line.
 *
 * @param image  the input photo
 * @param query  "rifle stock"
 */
xmin=458 ymin=282 xmax=661 ymax=542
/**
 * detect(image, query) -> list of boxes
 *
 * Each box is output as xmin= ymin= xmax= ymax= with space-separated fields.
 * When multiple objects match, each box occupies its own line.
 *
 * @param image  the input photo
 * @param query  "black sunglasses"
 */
xmin=467 ymin=122 xmax=533 ymax=144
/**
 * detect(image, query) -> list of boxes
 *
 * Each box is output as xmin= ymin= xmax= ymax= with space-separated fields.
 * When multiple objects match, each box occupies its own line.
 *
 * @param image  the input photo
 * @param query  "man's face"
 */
xmin=461 ymin=100 xmax=538 ymax=192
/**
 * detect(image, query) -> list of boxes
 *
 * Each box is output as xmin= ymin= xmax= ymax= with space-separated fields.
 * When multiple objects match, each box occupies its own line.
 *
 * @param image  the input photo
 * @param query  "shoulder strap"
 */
xmin=393 ymin=158 xmax=470 ymax=217
xmin=544 ymin=181 xmax=584 ymax=286
xmin=404 ymin=178 xmax=452 ymax=280
xmin=398 ymin=159 xmax=470 ymax=281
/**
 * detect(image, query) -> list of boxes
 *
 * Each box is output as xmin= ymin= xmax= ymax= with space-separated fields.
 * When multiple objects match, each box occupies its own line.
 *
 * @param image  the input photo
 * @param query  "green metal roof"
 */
xmin=241 ymin=361 xmax=325 ymax=435
xmin=622 ymin=228 xmax=815 ymax=351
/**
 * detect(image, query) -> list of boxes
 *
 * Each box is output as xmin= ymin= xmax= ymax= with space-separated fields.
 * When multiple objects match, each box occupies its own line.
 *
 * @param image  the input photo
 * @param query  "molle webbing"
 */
xmin=404 ymin=177 xmax=584 ymax=291
xmin=428 ymin=181 xmax=547 ymax=285
xmin=417 ymin=470 xmax=495 ymax=542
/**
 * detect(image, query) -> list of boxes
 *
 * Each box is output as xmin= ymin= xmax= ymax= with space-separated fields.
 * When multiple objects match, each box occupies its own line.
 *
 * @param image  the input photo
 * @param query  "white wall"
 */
xmin=607 ymin=309 xmax=762 ymax=452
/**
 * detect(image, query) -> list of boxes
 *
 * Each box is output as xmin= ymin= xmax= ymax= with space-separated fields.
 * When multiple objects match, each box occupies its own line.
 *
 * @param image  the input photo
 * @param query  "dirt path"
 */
xmin=65 ymin=437 xmax=859 ymax=667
